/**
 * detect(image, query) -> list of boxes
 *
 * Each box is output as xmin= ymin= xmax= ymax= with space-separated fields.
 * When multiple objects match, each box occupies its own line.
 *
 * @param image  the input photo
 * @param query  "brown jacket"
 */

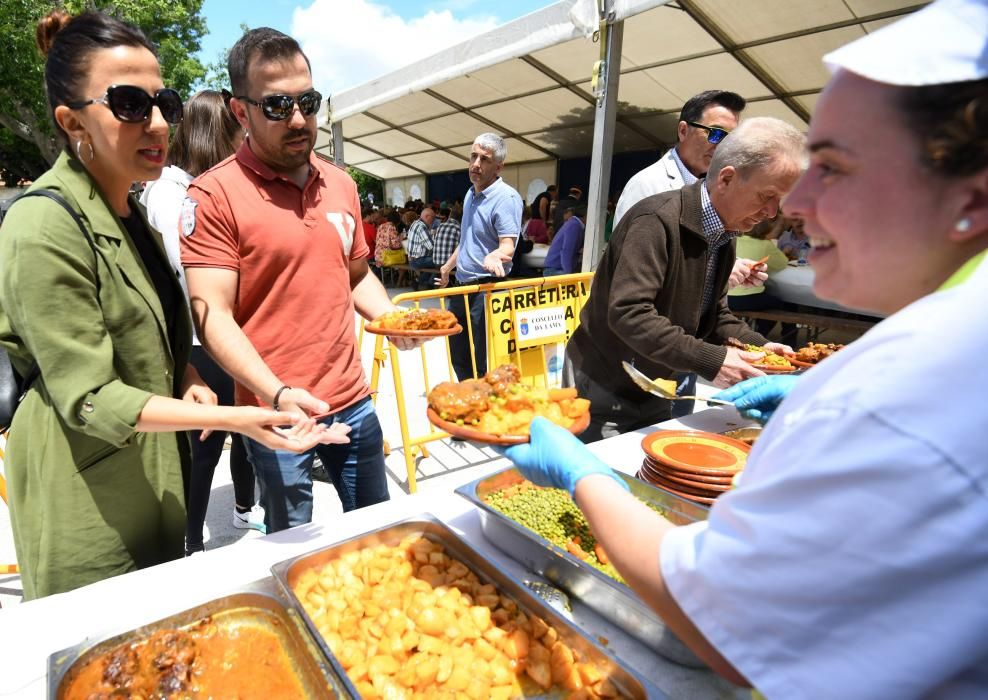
xmin=567 ymin=182 xmax=765 ymax=397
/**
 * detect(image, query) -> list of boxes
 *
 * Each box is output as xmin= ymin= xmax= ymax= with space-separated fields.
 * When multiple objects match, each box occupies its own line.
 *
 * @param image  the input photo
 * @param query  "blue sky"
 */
xmin=197 ymin=0 xmax=550 ymax=93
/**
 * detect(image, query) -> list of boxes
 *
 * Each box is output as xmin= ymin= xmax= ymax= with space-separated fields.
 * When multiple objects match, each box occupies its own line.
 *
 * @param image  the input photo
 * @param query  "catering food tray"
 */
xmin=271 ymin=514 xmax=658 ymax=698
xmin=456 ymin=467 xmax=710 ymax=665
xmin=48 ymin=579 xmax=346 ymax=699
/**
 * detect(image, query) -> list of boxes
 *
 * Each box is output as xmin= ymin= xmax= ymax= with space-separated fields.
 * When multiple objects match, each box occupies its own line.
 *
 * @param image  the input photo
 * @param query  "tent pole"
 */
xmin=582 ymin=7 xmax=623 ymax=272
xmin=331 ymin=121 xmax=345 ymax=167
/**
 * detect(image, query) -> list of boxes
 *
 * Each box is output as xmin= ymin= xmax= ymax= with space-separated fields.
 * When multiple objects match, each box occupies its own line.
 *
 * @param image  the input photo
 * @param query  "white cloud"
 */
xmin=291 ymin=0 xmax=499 ymax=95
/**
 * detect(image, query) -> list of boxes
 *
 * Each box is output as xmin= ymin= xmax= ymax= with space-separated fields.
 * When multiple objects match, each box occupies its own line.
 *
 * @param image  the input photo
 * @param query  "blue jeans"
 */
xmin=244 ymin=396 xmax=389 ymax=533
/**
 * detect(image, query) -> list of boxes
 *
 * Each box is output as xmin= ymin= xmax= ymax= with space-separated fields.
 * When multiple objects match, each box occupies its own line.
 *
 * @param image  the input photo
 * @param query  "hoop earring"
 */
xmin=75 ymin=139 xmax=95 ymax=163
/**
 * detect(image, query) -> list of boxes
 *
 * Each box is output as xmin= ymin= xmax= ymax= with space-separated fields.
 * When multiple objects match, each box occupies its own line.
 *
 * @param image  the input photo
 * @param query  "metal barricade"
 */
xmin=368 ymin=273 xmax=593 ymax=493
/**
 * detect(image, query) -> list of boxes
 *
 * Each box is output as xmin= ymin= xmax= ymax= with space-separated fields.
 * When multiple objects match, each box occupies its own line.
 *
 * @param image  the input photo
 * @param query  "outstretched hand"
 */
xmin=713 ymin=374 xmax=801 ymax=424
xmin=498 ymin=417 xmax=629 ymax=497
xmin=233 ymin=407 xmax=352 ymax=453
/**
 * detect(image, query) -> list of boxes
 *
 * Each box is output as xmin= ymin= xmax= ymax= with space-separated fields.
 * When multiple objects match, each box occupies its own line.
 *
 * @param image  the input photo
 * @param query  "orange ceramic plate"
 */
xmin=782 ymin=354 xmax=816 ymax=369
xmin=641 ymin=430 xmax=749 ymax=475
xmin=636 ymin=469 xmax=718 ymax=505
xmin=426 ymin=407 xmax=590 ymax=446
xmin=363 ymin=323 xmax=462 ymax=337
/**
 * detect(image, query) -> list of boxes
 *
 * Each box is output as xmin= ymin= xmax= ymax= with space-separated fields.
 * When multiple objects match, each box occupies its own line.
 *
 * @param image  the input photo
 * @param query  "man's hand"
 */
xmin=437 ymin=264 xmax=452 ymax=288
xmin=764 ymin=341 xmax=794 ymax=356
xmin=387 ymin=334 xmax=425 ymax=351
xmin=180 ymin=365 xmax=217 ymax=406
xmin=729 ymin=259 xmax=769 ymax=289
xmin=232 ymin=408 xmax=353 ymax=453
xmin=273 ymin=387 xmax=330 ymax=417
xmin=713 ymin=346 xmax=766 ymax=388
xmin=482 ymin=248 xmax=513 ymax=277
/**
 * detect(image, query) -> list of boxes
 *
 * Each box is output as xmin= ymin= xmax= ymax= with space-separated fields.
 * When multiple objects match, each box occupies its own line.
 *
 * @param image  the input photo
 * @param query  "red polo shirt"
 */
xmin=182 ymin=141 xmax=370 ymax=411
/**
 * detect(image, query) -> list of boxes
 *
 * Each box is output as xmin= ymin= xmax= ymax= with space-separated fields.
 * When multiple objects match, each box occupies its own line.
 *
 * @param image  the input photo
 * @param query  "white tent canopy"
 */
xmin=318 ymin=0 xmax=928 ymax=180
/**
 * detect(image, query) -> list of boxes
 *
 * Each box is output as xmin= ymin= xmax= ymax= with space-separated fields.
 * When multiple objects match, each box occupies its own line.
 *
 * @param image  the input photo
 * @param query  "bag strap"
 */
xmin=6 ymin=189 xmax=102 ymax=398
xmin=15 ymin=189 xmax=101 ymax=295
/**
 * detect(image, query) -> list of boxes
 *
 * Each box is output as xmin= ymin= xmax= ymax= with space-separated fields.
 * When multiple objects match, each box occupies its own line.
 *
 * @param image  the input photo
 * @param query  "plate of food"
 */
xmin=785 ymin=342 xmax=845 ymax=367
xmin=364 ymin=308 xmax=462 ymax=337
xmin=426 ymin=364 xmax=591 ymax=445
xmin=737 ymin=342 xmax=799 ymax=373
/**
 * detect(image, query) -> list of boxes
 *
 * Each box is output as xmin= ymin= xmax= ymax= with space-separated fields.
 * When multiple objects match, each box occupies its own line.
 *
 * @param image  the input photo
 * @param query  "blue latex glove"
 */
xmin=497 ymin=417 xmax=629 ymax=498
xmin=712 ymin=375 xmax=801 ymax=424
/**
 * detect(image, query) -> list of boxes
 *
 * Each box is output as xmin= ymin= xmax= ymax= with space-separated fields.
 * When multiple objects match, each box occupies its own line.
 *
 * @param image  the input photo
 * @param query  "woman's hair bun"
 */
xmin=36 ymin=9 xmax=72 ymax=56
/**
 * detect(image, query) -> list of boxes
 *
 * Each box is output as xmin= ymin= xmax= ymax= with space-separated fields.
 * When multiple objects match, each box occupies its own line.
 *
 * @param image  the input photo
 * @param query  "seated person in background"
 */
xmin=374 ymin=220 xmax=405 ymax=268
xmin=728 ymin=216 xmax=798 ymax=345
xmin=433 ymin=207 xmax=461 ymax=273
xmin=406 ymin=207 xmax=437 ymax=289
xmin=522 ymin=204 xmax=548 ymax=244
xmin=778 ymin=216 xmax=811 ymax=261
xmin=543 ymin=203 xmax=586 ymax=276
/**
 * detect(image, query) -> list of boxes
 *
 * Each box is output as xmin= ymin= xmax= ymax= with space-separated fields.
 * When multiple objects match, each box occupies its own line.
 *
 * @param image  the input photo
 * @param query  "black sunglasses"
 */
xmin=687 ymin=121 xmax=730 ymax=144
xmin=67 ymin=85 xmax=183 ymax=125
xmin=236 ymin=90 xmax=322 ymax=121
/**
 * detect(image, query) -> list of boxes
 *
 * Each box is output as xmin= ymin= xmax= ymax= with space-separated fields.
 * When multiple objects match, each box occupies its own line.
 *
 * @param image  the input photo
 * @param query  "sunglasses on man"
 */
xmin=235 ymin=90 xmax=323 ymax=121
xmin=67 ymin=85 xmax=183 ymax=125
xmin=687 ymin=121 xmax=730 ymax=144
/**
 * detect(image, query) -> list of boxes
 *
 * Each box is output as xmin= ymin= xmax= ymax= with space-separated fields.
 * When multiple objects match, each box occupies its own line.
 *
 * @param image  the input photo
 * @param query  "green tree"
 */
xmin=0 ymin=0 xmax=207 ymax=178
xmin=348 ymin=167 xmax=384 ymax=204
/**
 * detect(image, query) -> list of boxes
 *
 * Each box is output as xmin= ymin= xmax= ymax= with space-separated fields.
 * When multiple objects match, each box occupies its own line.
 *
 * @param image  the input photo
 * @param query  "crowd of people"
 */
xmin=0 ymin=1 xmax=985 ymax=697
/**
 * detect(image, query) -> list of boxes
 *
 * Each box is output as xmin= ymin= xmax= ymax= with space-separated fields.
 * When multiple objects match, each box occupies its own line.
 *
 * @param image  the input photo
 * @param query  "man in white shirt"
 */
xmin=613 ymin=90 xmax=745 ymax=227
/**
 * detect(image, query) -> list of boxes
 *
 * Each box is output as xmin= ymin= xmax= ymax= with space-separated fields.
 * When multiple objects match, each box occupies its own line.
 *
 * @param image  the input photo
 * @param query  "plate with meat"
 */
xmin=364 ymin=308 xmax=462 ymax=337
xmin=785 ymin=342 xmax=845 ymax=367
xmin=737 ymin=343 xmax=799 ymax=373
xmin=427 ymin=364 xmax=591 ymax=445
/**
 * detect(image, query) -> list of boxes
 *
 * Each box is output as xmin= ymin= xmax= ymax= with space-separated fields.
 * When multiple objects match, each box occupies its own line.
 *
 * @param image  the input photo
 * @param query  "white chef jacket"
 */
xmin=661 ymin=257 xmax=988 ymax=699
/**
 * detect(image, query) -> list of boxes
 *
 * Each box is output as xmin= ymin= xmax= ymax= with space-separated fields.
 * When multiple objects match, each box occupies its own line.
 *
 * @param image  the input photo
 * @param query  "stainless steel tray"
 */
xmin=271 ymin=514 xmax=659 ymax=698
xmin=456 ymin=467 xmax=709 ymax=667
xmin=48 ymin=578 xmax=346 ymax=699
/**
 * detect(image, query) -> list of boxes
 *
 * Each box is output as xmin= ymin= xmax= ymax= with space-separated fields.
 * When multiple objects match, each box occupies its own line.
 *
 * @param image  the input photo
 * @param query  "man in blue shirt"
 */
xmin=543 ymin=203 xmax=586 ymax=276
xmin=438 ymin=133 xmax=523 ymax=380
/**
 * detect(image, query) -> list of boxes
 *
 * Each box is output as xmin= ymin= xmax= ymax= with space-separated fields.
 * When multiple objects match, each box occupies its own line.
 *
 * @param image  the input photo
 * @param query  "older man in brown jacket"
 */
xmin=565 ymin=117 xmax=805 ymax=442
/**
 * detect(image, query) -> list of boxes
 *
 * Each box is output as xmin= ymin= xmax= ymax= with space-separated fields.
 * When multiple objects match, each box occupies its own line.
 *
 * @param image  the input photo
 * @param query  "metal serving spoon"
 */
xmin=621 ymin=361 xmax=735 ymax=406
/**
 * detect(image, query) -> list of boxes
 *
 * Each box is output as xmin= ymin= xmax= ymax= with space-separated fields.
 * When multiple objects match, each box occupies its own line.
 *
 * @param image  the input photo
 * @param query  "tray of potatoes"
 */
xmin=271 ymin=515 xmax=651 ymax=699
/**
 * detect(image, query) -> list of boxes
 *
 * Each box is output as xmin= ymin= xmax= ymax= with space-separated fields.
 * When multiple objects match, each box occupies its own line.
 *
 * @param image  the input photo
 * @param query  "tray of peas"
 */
xmin=456 ymin=466 xmax=710 ymax=666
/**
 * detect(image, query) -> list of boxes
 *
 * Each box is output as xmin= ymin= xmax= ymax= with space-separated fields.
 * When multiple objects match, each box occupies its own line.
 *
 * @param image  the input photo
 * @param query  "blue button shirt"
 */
xmin=456 ymin=178 xmax=522 ymax=283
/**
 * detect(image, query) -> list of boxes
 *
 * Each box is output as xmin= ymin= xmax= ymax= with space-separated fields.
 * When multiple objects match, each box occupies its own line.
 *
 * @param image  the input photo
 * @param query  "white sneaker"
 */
xmin=233 ymin=504 xmax=266 ymax=533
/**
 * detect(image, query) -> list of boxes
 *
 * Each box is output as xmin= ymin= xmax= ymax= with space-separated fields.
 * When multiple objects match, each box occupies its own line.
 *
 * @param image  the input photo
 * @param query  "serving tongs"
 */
xmin=621 ymin=361 xmax=734 ymax=406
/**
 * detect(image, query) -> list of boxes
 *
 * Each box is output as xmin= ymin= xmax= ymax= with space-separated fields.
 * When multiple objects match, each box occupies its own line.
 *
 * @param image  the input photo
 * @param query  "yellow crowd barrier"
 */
xmin=368 ymin=273 xmax=594 ymax=493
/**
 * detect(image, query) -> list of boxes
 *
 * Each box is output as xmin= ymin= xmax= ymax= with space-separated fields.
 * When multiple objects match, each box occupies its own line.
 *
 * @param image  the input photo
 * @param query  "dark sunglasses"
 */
xmin=236 ymin=90 xmax=323 ymax=121
xmin=687 ymin=121 xmax=730 ymax=144
xmin=67 ymin=85 xmax=183 ymax=125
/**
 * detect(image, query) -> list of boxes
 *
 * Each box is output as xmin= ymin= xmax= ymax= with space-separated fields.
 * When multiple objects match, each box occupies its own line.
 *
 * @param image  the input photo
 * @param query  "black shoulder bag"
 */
xmin=0 ymin=189 xmax=100 ymax=430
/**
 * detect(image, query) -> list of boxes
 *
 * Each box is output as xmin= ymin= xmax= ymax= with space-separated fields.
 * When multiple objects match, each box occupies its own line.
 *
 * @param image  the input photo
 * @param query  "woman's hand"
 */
xmin=232 ymin=407 xmax=352 ymax=453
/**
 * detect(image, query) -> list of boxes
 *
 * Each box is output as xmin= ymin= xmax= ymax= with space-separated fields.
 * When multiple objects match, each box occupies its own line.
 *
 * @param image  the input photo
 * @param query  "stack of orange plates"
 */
xmin=636 ymin=430 xmax=750 ymax=505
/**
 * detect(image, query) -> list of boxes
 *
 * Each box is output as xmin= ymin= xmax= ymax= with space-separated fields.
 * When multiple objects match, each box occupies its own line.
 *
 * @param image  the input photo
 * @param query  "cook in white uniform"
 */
xmin=501 ymin=1 xmax=988 ymax=697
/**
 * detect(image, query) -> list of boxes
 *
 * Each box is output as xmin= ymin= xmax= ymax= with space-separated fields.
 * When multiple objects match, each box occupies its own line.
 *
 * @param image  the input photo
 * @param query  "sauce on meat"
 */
xmin=61 ymin=617 xmax=308 ymax=699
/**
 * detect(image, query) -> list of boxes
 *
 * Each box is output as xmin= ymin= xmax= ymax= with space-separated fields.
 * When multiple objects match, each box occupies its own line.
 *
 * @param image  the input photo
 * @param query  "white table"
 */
xmin=522 ymin=243 xmax=549 ymax=269
xmin=766 ymin=265 xmax=882 ymax=318
xmin=0 ymin=414 xmax=750 ymax=699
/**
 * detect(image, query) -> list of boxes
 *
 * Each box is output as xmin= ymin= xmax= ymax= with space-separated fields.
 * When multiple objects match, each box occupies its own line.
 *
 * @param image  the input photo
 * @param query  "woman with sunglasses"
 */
xmin=141 ymin=90 xmax=267 ymax=555
xmin=499 ymin=0 xmax=988 ymax=695
xmin=0 ymin=10 xmax=347 ymax=600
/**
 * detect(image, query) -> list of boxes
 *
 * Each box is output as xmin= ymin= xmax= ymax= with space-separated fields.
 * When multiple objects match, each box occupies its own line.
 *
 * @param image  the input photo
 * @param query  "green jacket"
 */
xmin=0 ymin=153 xmax=191 ymax=599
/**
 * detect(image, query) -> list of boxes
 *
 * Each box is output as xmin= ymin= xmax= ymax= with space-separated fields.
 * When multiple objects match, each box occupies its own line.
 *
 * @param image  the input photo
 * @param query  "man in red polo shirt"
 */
xmin=182 ymin=28 xmax=417 ymax=533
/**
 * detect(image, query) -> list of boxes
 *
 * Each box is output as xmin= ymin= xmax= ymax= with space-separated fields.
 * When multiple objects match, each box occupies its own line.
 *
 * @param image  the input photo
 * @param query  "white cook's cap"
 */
xmin=824 ymin=0 xmax=988 ymax=86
